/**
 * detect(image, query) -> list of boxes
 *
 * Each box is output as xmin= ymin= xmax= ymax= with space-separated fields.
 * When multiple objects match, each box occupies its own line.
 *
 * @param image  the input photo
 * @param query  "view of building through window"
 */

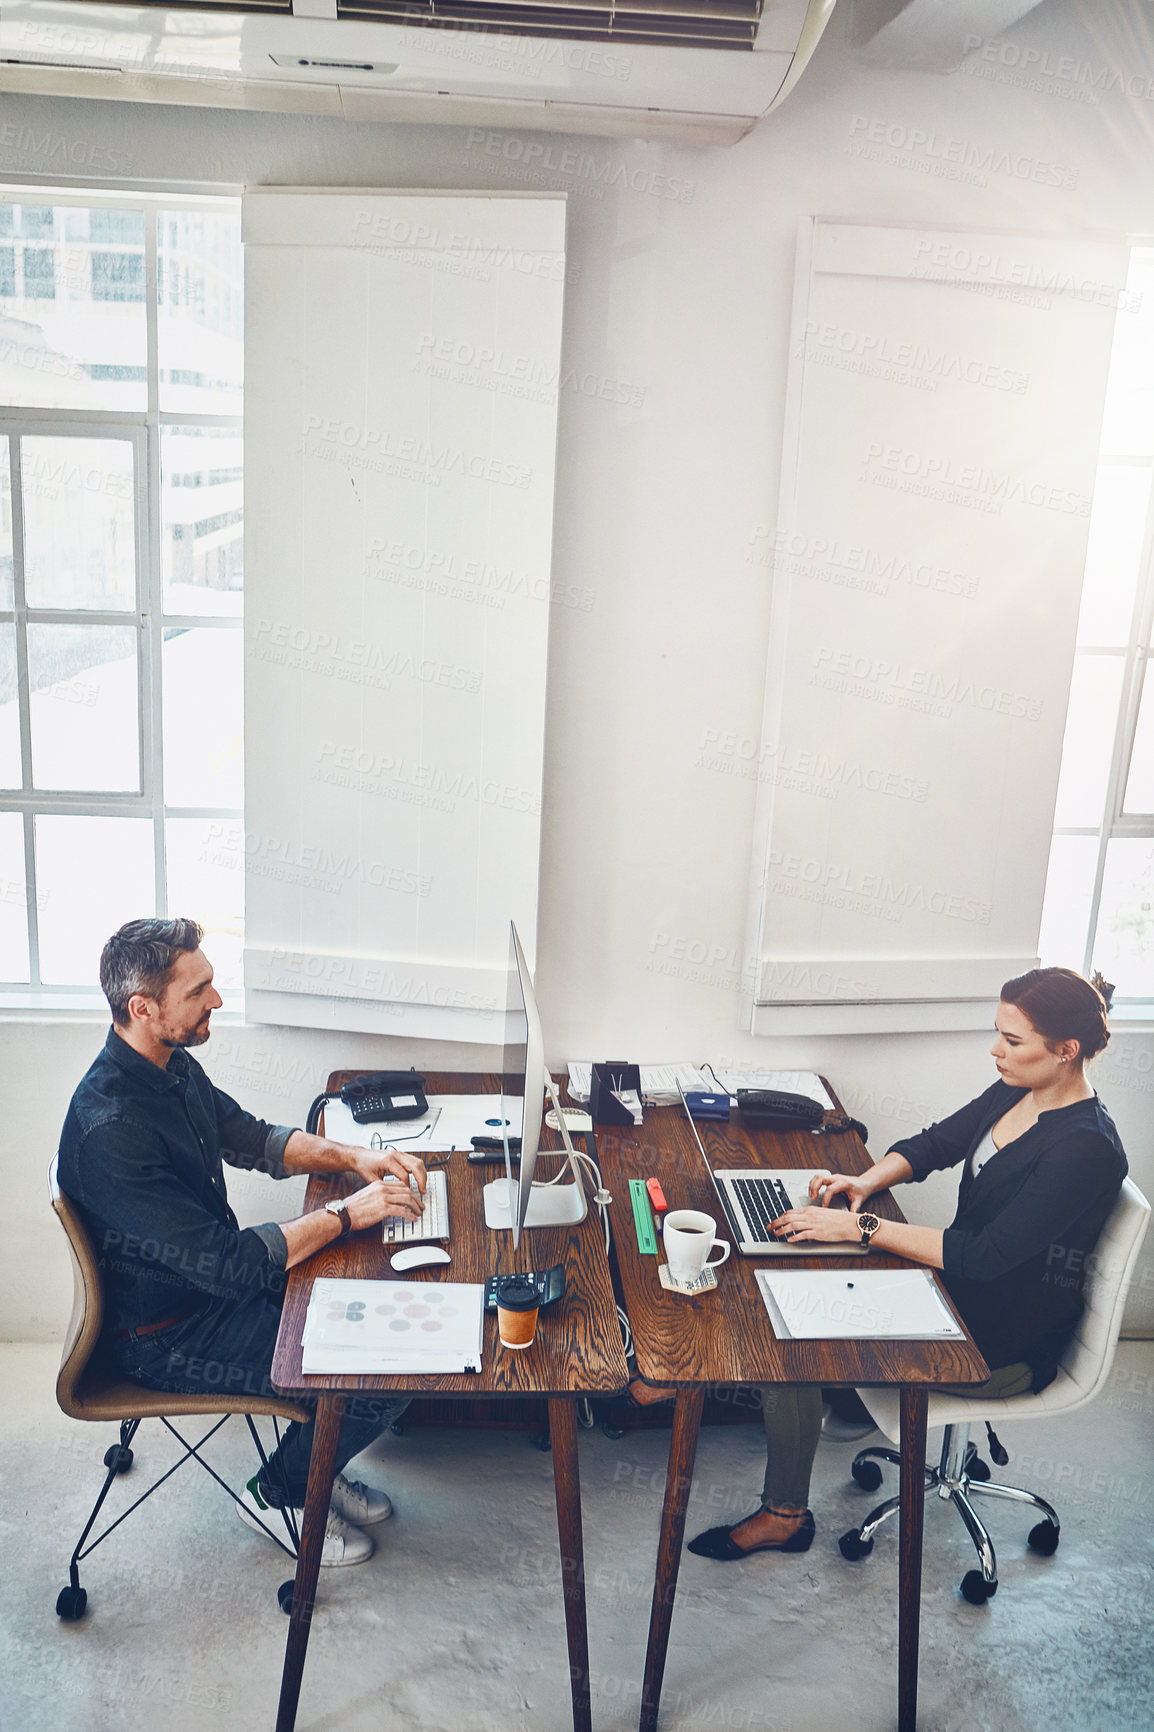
xmin=2 ymin=190 xmax=1148 ymax=1004
xmin=0 ymin=192 xmax=243 ymax=994
xmin=1041 ymin=246 xmax=1154 ymax=1005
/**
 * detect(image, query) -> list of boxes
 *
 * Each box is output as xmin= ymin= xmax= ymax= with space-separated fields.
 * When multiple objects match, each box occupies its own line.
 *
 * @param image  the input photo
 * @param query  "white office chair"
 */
xmin=838 ymin=1178 xmax=1150 ymax=1602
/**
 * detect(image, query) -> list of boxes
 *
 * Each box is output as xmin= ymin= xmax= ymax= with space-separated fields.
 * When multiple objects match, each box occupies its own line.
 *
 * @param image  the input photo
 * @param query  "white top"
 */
xmin=970 ymin=1126 xmax=999 ymax=1179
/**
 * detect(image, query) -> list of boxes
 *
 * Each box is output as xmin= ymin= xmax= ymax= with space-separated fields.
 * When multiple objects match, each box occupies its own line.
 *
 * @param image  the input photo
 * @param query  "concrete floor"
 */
xmin=2 ymin=1341 xmax=1152 ymax=1732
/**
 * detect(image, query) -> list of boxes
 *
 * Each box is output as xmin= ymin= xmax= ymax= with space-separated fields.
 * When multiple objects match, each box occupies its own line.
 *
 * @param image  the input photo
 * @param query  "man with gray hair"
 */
xmin=58 ymin=916 xmax=428 ymax=1567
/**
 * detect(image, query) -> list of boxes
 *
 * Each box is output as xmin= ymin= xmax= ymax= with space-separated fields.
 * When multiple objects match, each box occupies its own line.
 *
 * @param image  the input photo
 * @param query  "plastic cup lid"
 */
xmin=495 ymin=1275 xmax=540 ymax=1311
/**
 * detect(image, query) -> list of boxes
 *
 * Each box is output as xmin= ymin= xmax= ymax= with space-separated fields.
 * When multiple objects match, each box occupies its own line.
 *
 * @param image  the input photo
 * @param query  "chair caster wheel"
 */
xmin=602 ymin=1422 xmax=626 ymax=1442
xmin=1027 ymin=1520 xmax=1060 ymax=1556
xmin=532 ymin=1432 xmax=552 ymax=1452
xmin=965 ymin=1454 xmax=991 ymax=1483
xmin=104 ymin=1444 xmax=133 ymax=1473
xmin=389 ymin=1421 xmax=405 ymax=1437
xmin=851 ymin=1460 xmax=883 ymax=1492
xmin=961 ymin=1570 xmax=997 ymax=1603
xmin=278 ymin=1581 xmax=295 ymax=1615
xmin=56 ymin=1585 xmax=88 ymax=1620
xmin=839 ymin=1530 xmax=873 ymax=1561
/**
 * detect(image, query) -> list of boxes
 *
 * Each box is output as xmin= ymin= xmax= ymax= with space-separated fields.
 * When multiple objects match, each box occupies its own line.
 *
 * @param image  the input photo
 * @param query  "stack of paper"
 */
xmin=565 ymin=1064 xmax=834 ymax=1112
xmin=302 ymin=1278 xmax=486 ymax=1373
xmin=711 ymin=1069 xmax=835 ymax=1110
xmin=755 ymin=1269 xmax=963 ymax=1340
xmin=566 ymin=1063 xmax=714 ymax=1105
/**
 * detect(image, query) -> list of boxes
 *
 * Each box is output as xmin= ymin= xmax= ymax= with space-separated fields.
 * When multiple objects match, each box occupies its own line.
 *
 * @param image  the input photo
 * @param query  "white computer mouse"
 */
xmin=390 ymin=1245 xmax=452 ymax=1273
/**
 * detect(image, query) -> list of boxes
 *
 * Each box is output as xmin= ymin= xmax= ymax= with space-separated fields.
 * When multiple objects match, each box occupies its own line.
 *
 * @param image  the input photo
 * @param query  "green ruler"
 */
xmin=628 ymin=1179 xmax=658 ymax=1255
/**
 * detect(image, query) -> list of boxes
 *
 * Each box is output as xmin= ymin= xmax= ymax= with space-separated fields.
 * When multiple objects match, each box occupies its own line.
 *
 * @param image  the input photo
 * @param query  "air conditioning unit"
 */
xmin=0 ymin=0 xmax=836 ymax=147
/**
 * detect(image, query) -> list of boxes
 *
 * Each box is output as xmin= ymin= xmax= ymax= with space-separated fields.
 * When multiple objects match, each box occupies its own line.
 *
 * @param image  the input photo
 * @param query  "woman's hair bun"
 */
xmin=1000 ymin=966 xmax=1111 ymax=1060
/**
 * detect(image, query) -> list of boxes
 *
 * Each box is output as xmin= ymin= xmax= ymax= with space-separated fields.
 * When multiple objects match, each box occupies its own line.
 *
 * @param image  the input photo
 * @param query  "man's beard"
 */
xmin=159 ymin=1023 xmax=212 ymax=1049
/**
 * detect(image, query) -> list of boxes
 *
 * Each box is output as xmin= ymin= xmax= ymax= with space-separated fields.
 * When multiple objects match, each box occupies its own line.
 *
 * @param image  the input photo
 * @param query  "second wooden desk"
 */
xmin=596 ymin=1097 xmax=989 ymax=1732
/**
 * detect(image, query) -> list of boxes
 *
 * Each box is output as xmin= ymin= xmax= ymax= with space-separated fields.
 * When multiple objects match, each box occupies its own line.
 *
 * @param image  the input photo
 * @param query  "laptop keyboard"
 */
xmin=382 ymin=1170 xmax=450 ymax=1245
xmin=731 ymin=1175 xmax=794 ymax=1241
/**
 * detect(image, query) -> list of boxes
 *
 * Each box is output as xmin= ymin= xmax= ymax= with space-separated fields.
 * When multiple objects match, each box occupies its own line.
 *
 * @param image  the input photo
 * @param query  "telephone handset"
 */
xmin=340 ymin=1070 xmax=429 ymax=1125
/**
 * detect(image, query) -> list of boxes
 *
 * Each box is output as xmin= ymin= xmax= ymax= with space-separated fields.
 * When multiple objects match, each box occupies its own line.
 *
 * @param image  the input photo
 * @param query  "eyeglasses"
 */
xmin=369 ymin=1126 xmax=452 ymax=1169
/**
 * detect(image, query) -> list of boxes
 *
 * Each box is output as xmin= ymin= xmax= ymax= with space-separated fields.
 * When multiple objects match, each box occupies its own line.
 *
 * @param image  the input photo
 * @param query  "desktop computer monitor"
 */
xmin=483 ymin=921 xmax=587 ymax=1249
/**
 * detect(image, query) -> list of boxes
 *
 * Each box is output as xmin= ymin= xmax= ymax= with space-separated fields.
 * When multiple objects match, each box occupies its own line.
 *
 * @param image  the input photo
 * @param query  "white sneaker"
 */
xmin=236 ymin=1476 xmax=374 ymax=1567
xmin=329 ymin=1472 xmax=394 ymax=1527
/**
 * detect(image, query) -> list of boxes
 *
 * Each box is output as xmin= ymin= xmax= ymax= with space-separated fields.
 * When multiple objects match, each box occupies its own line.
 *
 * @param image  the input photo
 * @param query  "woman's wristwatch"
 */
xmin=325 ymin=1198 xmax=353 ymax=1238
xmin=857 ymin=1211 xmax=881 ymax=1250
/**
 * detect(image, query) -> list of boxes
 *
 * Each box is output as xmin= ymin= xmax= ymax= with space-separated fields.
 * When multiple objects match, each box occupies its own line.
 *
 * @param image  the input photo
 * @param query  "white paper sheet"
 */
xmin=302 ymin=1278 xmax=486 ymax=1374
xmin=322 ymin=1093 xmax=524 ymax=1153
xmin=755 ymin=1268 xmax=963 ymax=1340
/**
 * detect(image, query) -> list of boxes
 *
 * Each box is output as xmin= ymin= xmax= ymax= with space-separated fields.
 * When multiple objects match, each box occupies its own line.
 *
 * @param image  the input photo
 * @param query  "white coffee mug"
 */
xmin=663 ymin=1210 xmax=731 ymax=1286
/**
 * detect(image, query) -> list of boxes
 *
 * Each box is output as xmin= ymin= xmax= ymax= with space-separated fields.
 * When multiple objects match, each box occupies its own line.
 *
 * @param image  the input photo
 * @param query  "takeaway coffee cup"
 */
xmin=495 ymin=1273 xmax=540 ymax=1350
xmin=663 ymin=1210 xmax=731 ymax=1286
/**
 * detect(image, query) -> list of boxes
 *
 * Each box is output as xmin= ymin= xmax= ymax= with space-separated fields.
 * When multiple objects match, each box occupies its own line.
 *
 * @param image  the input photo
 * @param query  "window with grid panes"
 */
xmin=0 ymin=189 xmax=244 ymax=999
xmin=1041 ymin=246 xmax=1154 ymax=1008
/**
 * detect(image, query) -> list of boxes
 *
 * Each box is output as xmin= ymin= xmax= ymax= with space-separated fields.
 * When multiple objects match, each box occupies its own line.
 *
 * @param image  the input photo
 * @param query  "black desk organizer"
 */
xmin=589 ymin=1062 xmax=642 ymax=1126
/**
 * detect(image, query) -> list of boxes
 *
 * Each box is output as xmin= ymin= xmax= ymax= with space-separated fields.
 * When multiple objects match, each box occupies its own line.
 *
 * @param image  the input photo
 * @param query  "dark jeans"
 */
xmin=114 ymin=1289 xmax=410 ymax=1508
xmin=758 ymin=1361 xmax=1034 ymax=1512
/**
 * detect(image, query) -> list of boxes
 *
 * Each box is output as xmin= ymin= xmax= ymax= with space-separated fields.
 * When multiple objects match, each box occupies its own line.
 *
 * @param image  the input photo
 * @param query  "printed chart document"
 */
xmin=756 ymin=1268 xmax=964 ymax=1340
xmin=302 ymin=1279 xmax=486 ymax=1374
xmin=322 ymin=1094 xmax=523 ymax=1154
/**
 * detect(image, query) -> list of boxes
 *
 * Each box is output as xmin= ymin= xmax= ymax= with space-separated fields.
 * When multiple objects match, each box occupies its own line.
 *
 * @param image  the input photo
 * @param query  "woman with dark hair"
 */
xmin=688 ymin=967 xmax=1128 ymax=1561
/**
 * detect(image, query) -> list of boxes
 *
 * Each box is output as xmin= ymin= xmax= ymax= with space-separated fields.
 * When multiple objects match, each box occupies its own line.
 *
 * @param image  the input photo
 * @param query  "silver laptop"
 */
xmin=679 ymin=1089 xmax=865 ymax=1257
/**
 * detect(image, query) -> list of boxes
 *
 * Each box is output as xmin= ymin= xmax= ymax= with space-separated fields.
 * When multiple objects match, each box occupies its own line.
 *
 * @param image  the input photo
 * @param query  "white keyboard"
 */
xmin=382 ymin=1170 xmax=450 ymax=1246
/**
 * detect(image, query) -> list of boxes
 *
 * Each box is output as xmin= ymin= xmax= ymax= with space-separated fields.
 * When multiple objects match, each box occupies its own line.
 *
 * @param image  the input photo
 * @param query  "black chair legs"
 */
xmin=55 ymin=1414 xmax=297 ymax=1620
xmin=57 ymin=1418 xmax=144 ymax=1619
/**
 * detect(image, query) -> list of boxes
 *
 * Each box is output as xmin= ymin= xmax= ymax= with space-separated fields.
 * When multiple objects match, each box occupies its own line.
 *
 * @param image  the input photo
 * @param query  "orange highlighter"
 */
xmin=645 ymin=1177 xmax=668 ymax=1233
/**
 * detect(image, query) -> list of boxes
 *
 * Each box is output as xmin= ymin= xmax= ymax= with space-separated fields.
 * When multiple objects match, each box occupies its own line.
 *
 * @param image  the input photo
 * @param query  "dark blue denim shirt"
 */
xmin=58 ymin=1027 xmax=296 ymax=1334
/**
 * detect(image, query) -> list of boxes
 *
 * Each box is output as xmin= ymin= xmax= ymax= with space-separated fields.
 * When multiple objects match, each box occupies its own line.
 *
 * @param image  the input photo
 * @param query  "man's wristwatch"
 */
xmin=857 ymin=1211 xmax=881 ymax=1250
xmin=324 ymin=1198 xmax=353 ymax=1238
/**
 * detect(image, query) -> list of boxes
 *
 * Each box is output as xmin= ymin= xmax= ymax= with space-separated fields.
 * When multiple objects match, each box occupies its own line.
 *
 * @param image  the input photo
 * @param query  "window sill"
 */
xmin=0 ymin=991 xmax=247 ymax=1021
xmin=1104 ymin=1003 xmax=1154 ymax=1029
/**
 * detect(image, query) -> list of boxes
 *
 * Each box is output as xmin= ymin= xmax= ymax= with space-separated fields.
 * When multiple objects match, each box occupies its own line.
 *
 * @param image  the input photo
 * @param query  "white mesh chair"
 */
xmin=839 ymin=1178 xmax=1150 ymax=1602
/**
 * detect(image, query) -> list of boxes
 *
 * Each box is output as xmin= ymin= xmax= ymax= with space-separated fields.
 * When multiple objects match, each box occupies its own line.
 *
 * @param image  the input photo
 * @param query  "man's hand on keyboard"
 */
xmin=348 ymin=1145 xmax=428 ymax=1194
xmin=345 ymin=1177 xmax=427 ymax=1229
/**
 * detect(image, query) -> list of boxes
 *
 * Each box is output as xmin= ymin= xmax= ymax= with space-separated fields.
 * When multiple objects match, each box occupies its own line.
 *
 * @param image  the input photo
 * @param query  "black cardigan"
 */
xmin=890 ymin=1081 xmax=1127 ymax=1386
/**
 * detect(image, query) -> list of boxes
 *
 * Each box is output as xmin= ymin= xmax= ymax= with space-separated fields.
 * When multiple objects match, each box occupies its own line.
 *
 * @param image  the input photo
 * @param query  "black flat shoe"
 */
xmin=686 ymin=1509 xmax=815 ymax=1560
xmin=620 ymin=1377 xmax=676 ymax=1410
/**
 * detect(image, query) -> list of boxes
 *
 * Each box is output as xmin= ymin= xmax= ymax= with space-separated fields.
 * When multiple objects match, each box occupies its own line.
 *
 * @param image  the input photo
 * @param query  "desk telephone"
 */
xmin=340 ymin=1070 xmax=429 ymax=1125
xmin=737 ymin=1089 xmax=868 ymax=1141
xmin=737 ymin=1089 xmax=825 ymax=1129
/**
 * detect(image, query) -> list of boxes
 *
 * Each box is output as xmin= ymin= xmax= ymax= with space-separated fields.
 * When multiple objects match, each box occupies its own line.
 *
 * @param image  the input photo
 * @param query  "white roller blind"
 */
xmin=746 ymin=221 xmax=1128 ymax=1035
xmin=242 ymin=188 xmax=566 ymax=1039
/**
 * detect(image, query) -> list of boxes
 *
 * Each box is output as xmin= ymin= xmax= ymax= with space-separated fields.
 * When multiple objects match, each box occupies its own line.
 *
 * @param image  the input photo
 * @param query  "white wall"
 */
xmin=4 ymin=0 xmax=1154 ymax=1341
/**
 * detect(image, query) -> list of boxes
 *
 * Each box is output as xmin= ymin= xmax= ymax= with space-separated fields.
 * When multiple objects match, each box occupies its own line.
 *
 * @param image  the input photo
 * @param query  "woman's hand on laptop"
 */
xmin=808 ymin=1170 xmax=872 ymax=1213
xmin=773 ymin=1203 xmax=861 ymax=1244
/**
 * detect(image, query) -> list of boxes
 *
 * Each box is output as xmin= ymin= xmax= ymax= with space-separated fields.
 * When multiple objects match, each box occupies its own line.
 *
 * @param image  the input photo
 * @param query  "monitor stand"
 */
xmin=482 ymin=1074 xmax=589 ymax=1231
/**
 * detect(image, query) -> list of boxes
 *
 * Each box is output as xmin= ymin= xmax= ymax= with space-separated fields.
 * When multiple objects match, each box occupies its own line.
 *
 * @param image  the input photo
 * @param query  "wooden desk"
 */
xmin=270 ymin=1071 xmax=628 ymax=1732
xmin=595 ymin=1097 xmax=989 ymax=1732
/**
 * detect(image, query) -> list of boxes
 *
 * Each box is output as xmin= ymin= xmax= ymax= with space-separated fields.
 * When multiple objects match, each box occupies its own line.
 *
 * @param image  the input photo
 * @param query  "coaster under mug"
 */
xmin=659 ymin=1263 xmax=719 ymax=1296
